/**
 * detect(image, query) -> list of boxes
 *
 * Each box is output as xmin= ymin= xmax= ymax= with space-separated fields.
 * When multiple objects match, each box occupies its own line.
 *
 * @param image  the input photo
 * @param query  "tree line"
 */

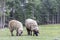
xmin=6 ymin=0 xmax=60 ymax=25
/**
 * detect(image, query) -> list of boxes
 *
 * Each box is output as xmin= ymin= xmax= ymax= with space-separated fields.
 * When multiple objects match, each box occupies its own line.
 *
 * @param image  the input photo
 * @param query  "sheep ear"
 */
xmin=38 ymin=31 xmax=40 ymax=34
xmin=38 ymin=32 xmax=40 ymax=34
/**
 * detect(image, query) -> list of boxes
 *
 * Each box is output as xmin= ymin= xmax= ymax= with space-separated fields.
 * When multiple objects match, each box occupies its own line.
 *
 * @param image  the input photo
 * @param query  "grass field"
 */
xmin=0 ymin=24 xmax=60 ymax=40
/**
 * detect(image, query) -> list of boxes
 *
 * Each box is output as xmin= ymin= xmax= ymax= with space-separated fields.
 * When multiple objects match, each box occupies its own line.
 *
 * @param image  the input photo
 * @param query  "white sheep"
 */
xmin=25 ymin=19 xmax=39 ymax=36
xmin=9 ymin=20 xmax=23 ymax=36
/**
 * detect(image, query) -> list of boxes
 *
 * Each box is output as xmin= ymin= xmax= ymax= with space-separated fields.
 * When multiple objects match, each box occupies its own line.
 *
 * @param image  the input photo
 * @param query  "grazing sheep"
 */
xmin=25 ymin=19 xmax=39 ymax=36
xmin=9 ymin=20 xmax=23 ymax=36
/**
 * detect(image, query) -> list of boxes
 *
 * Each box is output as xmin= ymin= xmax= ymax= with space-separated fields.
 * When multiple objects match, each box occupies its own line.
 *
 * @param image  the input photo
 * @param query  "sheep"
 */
xmin=9 ymin=20 xmax=23 ymax=36
xmin=25 ymin=19 xmax=39 ymax=36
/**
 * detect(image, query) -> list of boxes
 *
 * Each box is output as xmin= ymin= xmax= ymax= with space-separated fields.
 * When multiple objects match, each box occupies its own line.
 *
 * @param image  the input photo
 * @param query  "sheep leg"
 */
xmin=26 ymin=28 xmax=30 ymax=35
xmin=16 ymin=30 xmax=18 ymax=36
xmin=10 ymin=29 xmax=14 ymax=36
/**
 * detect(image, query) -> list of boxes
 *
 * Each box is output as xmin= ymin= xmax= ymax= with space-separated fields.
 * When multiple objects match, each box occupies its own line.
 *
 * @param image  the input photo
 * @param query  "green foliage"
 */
xmin=6 ymin=0 xmax=60 ymax=24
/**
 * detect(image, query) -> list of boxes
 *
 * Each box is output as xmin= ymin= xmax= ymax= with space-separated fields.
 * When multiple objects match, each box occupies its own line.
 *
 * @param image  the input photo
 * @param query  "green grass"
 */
xmin=0 ymin=24 xmax=60 ymax=40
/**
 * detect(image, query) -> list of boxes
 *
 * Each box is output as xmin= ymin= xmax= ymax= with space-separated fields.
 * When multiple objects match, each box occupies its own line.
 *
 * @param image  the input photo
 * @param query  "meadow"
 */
xmin=0 ymin=24 xmax=60 ymax=40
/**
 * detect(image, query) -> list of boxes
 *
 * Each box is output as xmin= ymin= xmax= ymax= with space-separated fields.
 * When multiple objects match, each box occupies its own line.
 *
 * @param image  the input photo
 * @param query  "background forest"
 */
xmin=6 ymin=0 xmax=60 ymax=25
